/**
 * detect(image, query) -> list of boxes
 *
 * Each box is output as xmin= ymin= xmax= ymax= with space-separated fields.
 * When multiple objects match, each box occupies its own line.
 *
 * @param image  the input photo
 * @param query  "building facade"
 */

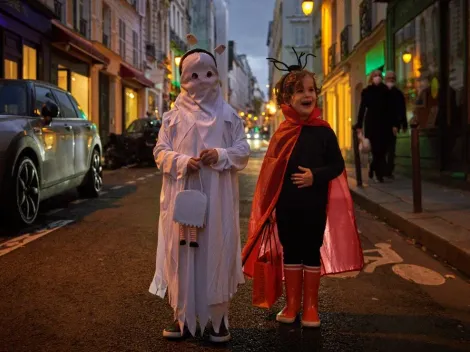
xmin=0 ymin=1 xmax=55 ymax=82
xmin=386 ymin=0 xmax=470 ymax=180
xmin=213 ymin=0 xmax=229 ymax=100
xmin=168 ymin=0 xmax=189 ymax=106
xmin=267 ymin=0 xmax=315 ymax=131
xmin=320 ymin=0 xmax=387 ymax=159
xmin=190 ymin=0 xmax=215 ymax=52
xmin=227 ymin=41 xmax=253 ymax=114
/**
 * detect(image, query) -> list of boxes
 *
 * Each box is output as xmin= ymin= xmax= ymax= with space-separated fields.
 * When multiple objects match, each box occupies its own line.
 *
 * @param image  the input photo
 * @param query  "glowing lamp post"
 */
xmin=302 ymin=0 xmax=314 ymax=15
xmin=402 ymin=50 xmax=412 ymax=64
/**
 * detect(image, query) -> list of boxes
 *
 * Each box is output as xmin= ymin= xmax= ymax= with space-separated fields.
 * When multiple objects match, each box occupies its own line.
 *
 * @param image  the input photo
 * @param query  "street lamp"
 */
xmin=402 ymin=50 xmax=412 ymax=64
xmin=302 ymin=0 xmax=314 ymax=15
xmin=174 ymin=56 xmax=182 ymax=66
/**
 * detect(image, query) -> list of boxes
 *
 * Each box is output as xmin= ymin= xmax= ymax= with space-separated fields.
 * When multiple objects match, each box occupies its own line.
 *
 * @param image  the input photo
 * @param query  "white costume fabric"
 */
xmin=149 ymin=50 xmax=250 ymax=337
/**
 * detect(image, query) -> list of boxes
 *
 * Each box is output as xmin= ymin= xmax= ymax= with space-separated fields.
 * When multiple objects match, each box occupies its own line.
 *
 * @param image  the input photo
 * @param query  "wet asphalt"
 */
xmin=0 ymin=155 xmax=469 ymax=352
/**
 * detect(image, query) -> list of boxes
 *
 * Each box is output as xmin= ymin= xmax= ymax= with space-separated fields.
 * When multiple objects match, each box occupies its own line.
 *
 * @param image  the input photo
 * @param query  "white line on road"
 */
xmin=155 ymin=171 xmax=162 ymax=175
xmin=44 ymin=208 xmax=64 ymax=216
xmin=146 ymin=174 xmax=154 ymax=178
xmin=126 ymin=180 xmax=136 ymax=185
xmin=123 ymin=163 xmax=138 ymax=169
xmin=0 ymin=220 xmax=74 ymax=257
xmin=137 ymin=177 xmax=146 ymax=181
xmin=99 ymin=191 xmax=108 ymax=196
xmin=110 ymin=185 xmax=124 ymax=190
xmin=71 ymin=199 xmax=86 ymax=205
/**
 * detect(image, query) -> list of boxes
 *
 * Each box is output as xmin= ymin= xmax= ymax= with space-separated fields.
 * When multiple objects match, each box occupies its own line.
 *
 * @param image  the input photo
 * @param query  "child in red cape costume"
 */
xmin=242 ymin=87 xmax=364 ymax=327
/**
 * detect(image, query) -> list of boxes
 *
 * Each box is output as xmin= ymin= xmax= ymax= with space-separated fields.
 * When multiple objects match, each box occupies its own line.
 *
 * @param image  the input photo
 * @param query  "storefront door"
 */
xmin=123 ymin=87 xmax=138 ymax=131
xmin=99 ymin=72 xmax=110 ymax=144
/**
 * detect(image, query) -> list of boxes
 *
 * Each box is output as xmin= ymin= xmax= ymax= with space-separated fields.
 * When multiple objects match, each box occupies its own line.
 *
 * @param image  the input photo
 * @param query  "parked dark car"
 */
xmin=0 ymin=79 xmax=103 ymax=226
xmin=103 ymin=118 xmax=161 ymax=169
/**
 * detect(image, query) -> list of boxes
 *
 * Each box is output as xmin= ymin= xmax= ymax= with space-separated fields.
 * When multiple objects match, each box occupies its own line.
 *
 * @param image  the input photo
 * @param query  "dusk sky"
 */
xmin=228 ymin=0 xmax=275 ymax=99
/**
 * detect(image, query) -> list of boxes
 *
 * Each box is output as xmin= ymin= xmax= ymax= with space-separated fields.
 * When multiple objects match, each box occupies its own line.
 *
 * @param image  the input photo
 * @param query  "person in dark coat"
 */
xmin=354 ymin=70 xmax=398 ymax=183
xmin=384 ymin=71 xmax=407 ymax=178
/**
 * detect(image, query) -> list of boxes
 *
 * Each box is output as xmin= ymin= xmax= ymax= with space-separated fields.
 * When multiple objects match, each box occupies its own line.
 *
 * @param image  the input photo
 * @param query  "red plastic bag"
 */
xmin=252 ymin=222 xmax=283 ymax=308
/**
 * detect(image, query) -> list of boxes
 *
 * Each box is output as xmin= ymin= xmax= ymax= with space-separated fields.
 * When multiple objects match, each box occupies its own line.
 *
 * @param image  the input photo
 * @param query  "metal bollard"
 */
xmin=352 ymin=127 xmax=363 ymax=187
xmin=410 ymin=117 xmax=422 ymax=213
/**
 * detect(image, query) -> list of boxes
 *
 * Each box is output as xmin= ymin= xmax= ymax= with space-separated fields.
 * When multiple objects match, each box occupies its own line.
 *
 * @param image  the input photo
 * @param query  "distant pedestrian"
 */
xmin=384 ymin=71 xmax=407 ymax=179
xmin=148 ymin=34 xmax=250 ymax=343
xmin=242 ymin=49 xmax=364 ymax=328
xmin=354 ymin=70 xmax=397 ymax=183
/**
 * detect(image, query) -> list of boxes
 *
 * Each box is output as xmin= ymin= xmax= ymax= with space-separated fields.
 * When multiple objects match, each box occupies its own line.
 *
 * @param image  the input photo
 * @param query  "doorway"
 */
xmin=99 ymin=72 xmax=110 ymax=145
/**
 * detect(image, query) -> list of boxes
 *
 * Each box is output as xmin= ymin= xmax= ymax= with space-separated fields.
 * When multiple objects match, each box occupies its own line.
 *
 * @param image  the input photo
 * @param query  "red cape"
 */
xmin=242 ymin=105 xmax=364 ymax=277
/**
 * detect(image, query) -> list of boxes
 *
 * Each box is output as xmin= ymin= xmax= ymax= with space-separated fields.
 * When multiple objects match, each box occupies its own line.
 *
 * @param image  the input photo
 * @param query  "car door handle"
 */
xmin=64 ymin=125 xmax=73 ymax=131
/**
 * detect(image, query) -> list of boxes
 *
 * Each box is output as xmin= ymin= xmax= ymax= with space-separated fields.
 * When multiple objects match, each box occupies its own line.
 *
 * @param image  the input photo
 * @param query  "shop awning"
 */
xmin=119 ymin=63 xmax=154 ymax=88
xmin=51 ymin=19 xmax=110 ymax=65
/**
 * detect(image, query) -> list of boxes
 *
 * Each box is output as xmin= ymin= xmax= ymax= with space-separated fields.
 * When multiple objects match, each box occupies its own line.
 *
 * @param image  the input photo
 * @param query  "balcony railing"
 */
xmin=79 ymin=18 xmax=88 ymax=37
xmin=340 ymin=25 xmax=352 ymax=61
xmin=54 ymin=0 xmax=62 ymax=21
xmin=328 ymin=43 xmax=337 ymax=73
xmin=145 ymin=43 xmax=156 ymax=60
xmin=359 ymin=0 xmax=372 ymax=40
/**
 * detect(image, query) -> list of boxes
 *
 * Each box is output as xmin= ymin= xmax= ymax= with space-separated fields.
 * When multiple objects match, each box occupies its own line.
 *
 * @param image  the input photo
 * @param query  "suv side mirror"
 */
xmin=41 ymin=101 xmax=59 ymax=124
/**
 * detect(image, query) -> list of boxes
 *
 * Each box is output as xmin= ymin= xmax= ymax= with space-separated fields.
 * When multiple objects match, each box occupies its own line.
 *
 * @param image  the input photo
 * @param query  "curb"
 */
xmin=349 ymin=186 xmax=470 ymax=278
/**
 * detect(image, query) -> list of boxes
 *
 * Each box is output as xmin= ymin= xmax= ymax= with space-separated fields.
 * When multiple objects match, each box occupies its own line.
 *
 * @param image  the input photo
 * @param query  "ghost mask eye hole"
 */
xmin=207 ymin=71 xmax=213 ymax=78
xmin=191 ymin=72 xmax=199 ymax=79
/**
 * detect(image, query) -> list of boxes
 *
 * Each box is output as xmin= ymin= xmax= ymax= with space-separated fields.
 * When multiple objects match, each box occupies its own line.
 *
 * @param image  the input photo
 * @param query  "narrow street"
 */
xmin=0 ymin=155 xmax=469 ymax=352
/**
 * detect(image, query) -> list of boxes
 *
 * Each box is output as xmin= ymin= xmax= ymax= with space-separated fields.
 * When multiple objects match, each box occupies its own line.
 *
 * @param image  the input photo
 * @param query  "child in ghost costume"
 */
xmin=148 ymin=34 xmax=250 ymax=343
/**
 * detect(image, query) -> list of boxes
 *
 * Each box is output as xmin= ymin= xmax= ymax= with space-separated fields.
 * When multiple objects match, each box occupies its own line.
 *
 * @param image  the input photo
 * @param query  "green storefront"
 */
xmin=385 ymin=0 xmax=469 ymax=181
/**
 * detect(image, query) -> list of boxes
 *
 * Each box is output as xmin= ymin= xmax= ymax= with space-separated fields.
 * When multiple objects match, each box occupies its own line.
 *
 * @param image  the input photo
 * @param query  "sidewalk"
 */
xmin=346 ymin=165 xmax=470 ymax=277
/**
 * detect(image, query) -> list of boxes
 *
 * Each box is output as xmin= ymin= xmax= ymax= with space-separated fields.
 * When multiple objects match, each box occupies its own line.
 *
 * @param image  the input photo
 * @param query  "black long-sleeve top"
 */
xmin=389 ymin=86 xmax=408 ymax=131
xmin=355 ymin=83 xmax=397 ymax=139
xmin=277 ymin=125 xmax=345 ymax=211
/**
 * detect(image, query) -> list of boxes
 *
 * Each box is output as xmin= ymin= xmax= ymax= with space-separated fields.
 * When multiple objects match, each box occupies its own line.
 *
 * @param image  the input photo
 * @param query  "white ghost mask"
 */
xmin=175 ymin=50 xmax=223 ymax=117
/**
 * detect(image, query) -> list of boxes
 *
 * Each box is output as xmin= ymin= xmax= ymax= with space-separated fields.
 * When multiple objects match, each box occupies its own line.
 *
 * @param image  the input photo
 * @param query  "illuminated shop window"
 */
xmin=4 ymin=59 xmax=18 ymax=79
xmin=125 ymin=87 xmax=138 ymax=128
xmin=71 ymin=72 xmax=90 ymax=118
xmin=23 ymin=45 xmax=37 ymax=80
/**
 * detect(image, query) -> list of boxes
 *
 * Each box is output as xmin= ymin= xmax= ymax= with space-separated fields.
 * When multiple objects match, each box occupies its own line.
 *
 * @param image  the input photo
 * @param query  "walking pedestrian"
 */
xmin=354 ymin=70 xmax=398 ymax=183
xmin=242 ymin=49 xmax=364 ymax=328
xmin=149 ymin=34 xmax=250 ymax=342
xmin=384 ymin=71 xmax=407 ymax=179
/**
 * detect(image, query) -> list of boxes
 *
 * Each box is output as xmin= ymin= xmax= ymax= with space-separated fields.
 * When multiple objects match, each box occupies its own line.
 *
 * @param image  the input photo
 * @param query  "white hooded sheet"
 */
xmin=148 ymin=50 xmax=251 ymax=337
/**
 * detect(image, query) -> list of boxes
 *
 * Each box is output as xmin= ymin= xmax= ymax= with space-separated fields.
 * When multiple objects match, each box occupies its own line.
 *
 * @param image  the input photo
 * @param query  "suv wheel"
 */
xmin=11 ymin=156 xmax=40 ymax=225
xmin=78 ymin=149 xmax=103 ymax=198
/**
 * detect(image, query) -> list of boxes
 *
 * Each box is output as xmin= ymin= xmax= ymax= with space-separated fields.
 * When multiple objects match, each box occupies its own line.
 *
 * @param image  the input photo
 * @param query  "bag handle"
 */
xmin=183 ymin=170 xmax=204 ymax=192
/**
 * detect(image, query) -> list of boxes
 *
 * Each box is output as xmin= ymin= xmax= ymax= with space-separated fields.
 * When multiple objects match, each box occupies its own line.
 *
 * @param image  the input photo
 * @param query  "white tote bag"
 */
xmin=358 ymin=132 xmax=371 ymax=154
xmin=173 ymin=172 xmax=207 ymax=228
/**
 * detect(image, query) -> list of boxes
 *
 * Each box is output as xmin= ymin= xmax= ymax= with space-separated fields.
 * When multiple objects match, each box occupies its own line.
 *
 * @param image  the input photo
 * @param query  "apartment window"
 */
xmin=119 ymin=19 xmax=126 ymax=59
xmin=133 ymin=31 xmax=138 ymax=67
xmin=294 ymin=26 xmax=306 ymax=46
xmin=146 ymin=1 xmax=151 ymax=42
xmin=4 ymin=59 xmax=18 ymax=79
xmin=74 ymin=0 xmax=88 ymax=37
xmin=22 ymin=45 xmax=37 ymax=80
xmin=54 ymin=0 xmax=65 ymax=23
xmin=294 ymin=1 xmax=302 ymax=15
xmin=102 ymin=4 xmax=111 ymax=48
xmin=177 ymin=11 xmax=181 ymax=36
xmin=180 ymin=14 xmax=184 ymax=37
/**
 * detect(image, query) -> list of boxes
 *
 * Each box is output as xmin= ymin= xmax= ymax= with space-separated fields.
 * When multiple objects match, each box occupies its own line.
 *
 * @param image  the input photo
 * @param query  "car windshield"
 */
xmin=0 ymin=81 xmax=28 ymax=116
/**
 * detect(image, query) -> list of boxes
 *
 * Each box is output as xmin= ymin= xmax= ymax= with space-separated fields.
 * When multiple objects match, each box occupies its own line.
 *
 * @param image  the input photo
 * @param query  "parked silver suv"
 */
xmin=0 ymin=79 xmax=103 ymax=226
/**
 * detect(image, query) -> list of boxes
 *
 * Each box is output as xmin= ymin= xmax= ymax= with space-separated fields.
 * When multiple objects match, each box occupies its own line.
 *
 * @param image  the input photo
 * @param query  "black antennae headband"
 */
xmin=266 ymin=47 xmax=316 ymax=72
